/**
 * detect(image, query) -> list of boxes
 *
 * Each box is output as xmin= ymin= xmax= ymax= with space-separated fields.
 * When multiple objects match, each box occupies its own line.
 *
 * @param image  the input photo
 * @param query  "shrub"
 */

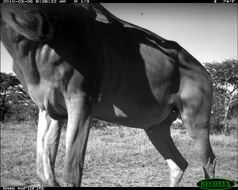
xmin=210 ymin=118 xmax=232 ymax=136
xmin=90 ymin=118 xmax=114 ymax=129
xmin=171 ymin=120 xmax=185 ymax=130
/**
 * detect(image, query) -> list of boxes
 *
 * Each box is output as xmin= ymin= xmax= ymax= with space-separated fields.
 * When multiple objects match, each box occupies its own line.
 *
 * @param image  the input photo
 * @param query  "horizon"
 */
xmin=1 ymin=3 xmax=237 ymax=74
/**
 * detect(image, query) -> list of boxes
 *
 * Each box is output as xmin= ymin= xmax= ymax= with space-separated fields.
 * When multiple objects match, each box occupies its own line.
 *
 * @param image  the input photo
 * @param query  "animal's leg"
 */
xmin=176 ymin=46 xmax=216 ymax=179
xmin=36 ymin=108 xmax=63 ymax=187
xmin=145 ymin=116 xmax=188 ymax=187
xmin=63 ymin=96 xmax=91 ymax=187
xmin=180 ymin=93 xmax=216 ymax=179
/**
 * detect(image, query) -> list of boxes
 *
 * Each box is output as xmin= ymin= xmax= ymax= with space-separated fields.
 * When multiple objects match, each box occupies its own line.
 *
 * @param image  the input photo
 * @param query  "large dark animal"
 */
xmin=0 ymin=4 xmax=216 ymax=187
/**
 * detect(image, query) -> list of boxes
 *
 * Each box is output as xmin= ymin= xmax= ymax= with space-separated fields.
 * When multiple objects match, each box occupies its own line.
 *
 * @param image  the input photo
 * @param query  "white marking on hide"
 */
xmin=98 ymin=93 xmax=103 ymax=103
xmin=166 ymin=159 xmax=182 ymax=174
xmin=113 ymin=104 xmax=128 ymax=118
xmin=95 ymin=11 xmax=110 ymax=24
xmin=166 ymin=159 xmax=184 ymax=186
xmin=43 ymin=153 xmax=51 ymax=181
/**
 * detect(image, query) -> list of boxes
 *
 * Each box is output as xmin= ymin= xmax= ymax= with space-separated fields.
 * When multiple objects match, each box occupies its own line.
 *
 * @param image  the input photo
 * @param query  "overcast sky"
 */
xmin=1 ymin=3 xmax=237 ymax=73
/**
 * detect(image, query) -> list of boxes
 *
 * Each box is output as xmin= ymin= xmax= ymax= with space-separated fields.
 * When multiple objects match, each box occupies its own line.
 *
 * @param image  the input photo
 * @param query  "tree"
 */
xmin=0 ymin=72 xmax=38 ymax=122
xmin=205 ymin=59 xmax=238 ymax=134
xmin=0 ymin=72 xmax=20 ymax=121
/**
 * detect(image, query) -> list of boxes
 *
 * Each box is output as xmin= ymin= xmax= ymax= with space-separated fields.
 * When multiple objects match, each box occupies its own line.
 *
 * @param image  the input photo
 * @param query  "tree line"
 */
xmin=1 ymin=59 xmax=237 ymax=134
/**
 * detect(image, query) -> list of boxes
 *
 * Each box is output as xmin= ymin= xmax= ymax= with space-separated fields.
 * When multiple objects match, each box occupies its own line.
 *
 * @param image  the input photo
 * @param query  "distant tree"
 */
xmin=0 ymin=72 xmax=20 ymax=121
xmin=0 ymin=72 xmax=38 ymax=122
xmin=205 ymin=59 xmax=238 ymax=134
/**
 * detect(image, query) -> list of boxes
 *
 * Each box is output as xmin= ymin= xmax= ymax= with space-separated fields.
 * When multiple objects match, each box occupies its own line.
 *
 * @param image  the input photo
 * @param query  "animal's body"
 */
xmin=1 ymin=4 xmax=216 ymax=187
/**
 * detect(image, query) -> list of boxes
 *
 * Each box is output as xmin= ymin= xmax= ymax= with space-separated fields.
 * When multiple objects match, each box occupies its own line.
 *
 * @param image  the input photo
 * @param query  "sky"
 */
xmin=1 ymin=3 xmax=237 ymax=74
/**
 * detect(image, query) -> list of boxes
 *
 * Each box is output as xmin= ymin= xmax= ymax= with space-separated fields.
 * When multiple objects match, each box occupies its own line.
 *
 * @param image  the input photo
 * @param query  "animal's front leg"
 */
xmin=36 ymin=108 xmax=63 ymax=187
xmin=63 ymin=96 xmax=92 ymax=187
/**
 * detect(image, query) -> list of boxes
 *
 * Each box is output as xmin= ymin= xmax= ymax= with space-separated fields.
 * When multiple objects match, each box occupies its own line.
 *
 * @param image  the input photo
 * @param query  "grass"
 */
xmin=1 ymin=121 xmax=237 ymax=187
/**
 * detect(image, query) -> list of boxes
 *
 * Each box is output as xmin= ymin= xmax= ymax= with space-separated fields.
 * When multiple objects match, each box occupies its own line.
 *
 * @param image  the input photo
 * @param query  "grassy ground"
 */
xmin=1 ymin=121 xmax=237 ymax=187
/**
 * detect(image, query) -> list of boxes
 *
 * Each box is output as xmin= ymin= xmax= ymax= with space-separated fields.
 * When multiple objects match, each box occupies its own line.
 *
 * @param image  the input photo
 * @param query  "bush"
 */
xmin=4 ymin=102 xmax=38 ymax=124
xmin=170 ymin=118 xmax=233 ymax=136
xmin=171 ymin=120 xmax=185 ymax=130
xmin=210 ymin=118 xmax=231 ymax=136
xmin=90 ymin=118 xmax=114 ymax=129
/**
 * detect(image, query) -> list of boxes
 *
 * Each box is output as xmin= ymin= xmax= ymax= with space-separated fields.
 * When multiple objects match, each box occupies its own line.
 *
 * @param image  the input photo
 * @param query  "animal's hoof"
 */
xmin=37 ymin=176 xmax=60 ymax=187
xmin=64 ymin=182 xmax=80 ymax=187
xmin=65 ymin=183 xmax=76 ymax=187
xmin=54 ymin=181 xmax=61 ymax=187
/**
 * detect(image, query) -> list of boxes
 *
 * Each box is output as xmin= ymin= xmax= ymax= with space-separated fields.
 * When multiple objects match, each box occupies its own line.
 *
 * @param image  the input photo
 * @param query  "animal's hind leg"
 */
xmin=145 ymin=114 xmax=188 ymax=187
xmin=36 ymin=108 xmax=63 ymax=186
xmin=179 ymin=87 xmax=216 ymax=179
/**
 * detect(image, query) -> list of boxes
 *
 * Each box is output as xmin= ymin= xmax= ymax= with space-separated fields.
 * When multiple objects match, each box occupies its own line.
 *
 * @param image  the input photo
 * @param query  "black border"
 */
xmin=1 ymin=0 xmax=238 ymax=4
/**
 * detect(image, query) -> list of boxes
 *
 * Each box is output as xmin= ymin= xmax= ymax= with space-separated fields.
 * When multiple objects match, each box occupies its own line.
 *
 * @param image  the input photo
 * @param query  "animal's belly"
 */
xmin=92 ymin=94 xmax=171 ymax=129
xmin=28 ymin=82 xmax=171 ymax=128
